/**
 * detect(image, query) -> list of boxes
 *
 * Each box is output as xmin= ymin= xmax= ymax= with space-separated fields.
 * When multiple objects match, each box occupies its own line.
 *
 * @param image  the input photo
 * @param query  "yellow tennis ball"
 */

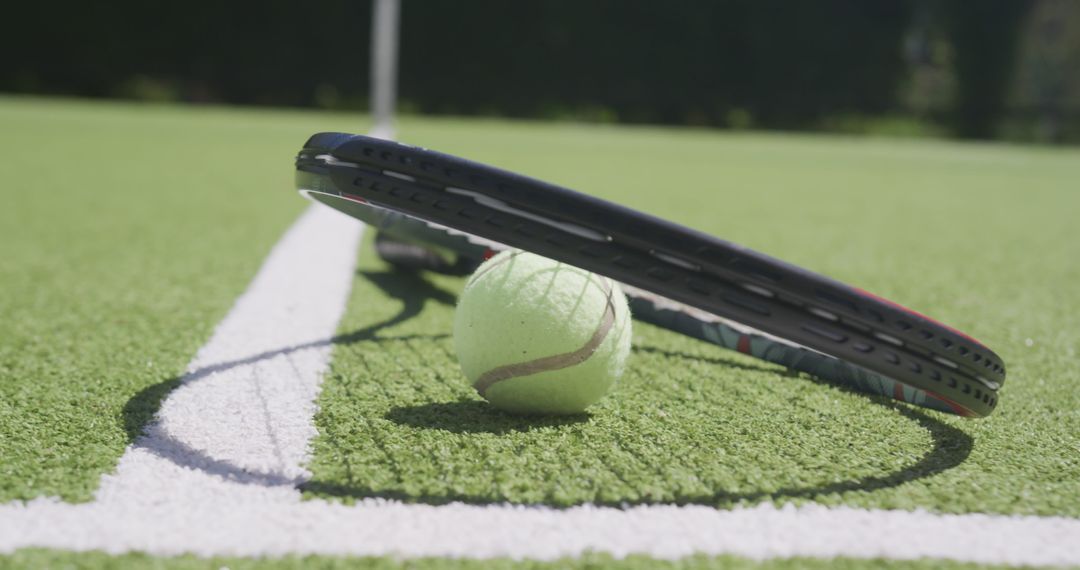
xmin=452 ymin=250 xmax=632 ymax=415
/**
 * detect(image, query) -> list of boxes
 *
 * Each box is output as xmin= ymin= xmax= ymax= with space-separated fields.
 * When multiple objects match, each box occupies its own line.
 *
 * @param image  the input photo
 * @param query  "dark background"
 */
xmin=5 ymin=0 xmax=1078 ymax=142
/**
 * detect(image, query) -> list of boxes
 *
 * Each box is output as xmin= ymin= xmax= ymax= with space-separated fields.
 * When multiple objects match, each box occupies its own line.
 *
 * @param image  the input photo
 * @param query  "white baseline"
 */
xmin=1 ymin=204 xmax=1078 ymax=566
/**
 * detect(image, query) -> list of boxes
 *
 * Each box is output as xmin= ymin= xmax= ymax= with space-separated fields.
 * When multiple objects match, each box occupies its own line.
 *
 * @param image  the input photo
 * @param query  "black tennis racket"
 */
xmin=295 ymin=132 xmax=1006 ymax=417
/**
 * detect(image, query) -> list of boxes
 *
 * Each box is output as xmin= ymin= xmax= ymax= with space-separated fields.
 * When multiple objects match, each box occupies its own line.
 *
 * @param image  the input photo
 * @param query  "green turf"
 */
xmin=1 ymin=95 xmax=1077 ymax=519
xmin=0 ymin=96 xmax=369 ymax=502
xmin=0 ymin=550 xmax=1056 ymax=570
xmin=306 ymin=119 xmax=1080 ymax=516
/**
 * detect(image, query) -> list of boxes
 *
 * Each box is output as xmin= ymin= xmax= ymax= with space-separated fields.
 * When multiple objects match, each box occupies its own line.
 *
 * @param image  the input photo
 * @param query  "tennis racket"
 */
xmin=295 ymin=132 xmax=1005 ymax=417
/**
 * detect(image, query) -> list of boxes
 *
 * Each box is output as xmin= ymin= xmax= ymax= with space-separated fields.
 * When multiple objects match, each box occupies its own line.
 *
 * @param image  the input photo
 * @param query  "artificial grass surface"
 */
xmin=1 ymin=96 xmax=1077 ymax=519
xmin=0 ymin=96 xmax=366 ymax=502
xmin=306 ymin=121 xmax=1080 ymax=516
xmin=0 ymin=550 xmax=1054 ymax=570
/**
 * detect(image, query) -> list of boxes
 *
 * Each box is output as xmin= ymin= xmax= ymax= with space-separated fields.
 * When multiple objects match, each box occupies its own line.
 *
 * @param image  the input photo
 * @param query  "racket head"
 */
xmin=296 ymin=132 xmax=1005 ymax=417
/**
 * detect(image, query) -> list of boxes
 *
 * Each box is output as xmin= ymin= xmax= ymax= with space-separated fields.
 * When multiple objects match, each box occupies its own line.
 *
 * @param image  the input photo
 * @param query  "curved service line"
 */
xmin=0 ymin=205 xmax=1078 ymax=566
xmin=473 ymin=276 xmax=616 ymax=396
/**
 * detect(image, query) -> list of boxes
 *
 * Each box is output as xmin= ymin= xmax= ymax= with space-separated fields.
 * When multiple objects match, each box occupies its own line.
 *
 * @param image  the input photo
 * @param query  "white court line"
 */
xmin=1 ymin=204 xmax=1079 ymax=566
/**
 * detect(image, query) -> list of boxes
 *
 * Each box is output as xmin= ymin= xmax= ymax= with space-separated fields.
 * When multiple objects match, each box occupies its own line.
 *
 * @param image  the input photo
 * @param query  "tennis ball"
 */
xmin=453 ymin=250 xmax=632 ymax=415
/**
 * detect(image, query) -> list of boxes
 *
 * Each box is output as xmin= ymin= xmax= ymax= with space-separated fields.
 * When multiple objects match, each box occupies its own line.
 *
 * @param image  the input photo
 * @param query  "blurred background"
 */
xmin=5 ymin=0 xmax=1077 ymax=143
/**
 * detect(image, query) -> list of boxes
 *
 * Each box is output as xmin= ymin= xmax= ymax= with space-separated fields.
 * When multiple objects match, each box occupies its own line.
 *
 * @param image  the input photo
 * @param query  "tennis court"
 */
xmin=1 ymin=94 xmax=1078 ymax=568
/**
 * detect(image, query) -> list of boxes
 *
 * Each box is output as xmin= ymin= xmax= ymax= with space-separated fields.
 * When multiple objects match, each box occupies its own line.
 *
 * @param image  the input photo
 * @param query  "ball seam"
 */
xmin=473 ymin=275 xmax=618 ymax=396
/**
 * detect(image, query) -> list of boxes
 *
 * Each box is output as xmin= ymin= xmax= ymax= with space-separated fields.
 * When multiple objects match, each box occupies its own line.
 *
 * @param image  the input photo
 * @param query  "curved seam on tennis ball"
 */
xmin=466 ymin=249 xmax=524 ymax=287
xmin=473 ymin=276 xmax=617 ymax=396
